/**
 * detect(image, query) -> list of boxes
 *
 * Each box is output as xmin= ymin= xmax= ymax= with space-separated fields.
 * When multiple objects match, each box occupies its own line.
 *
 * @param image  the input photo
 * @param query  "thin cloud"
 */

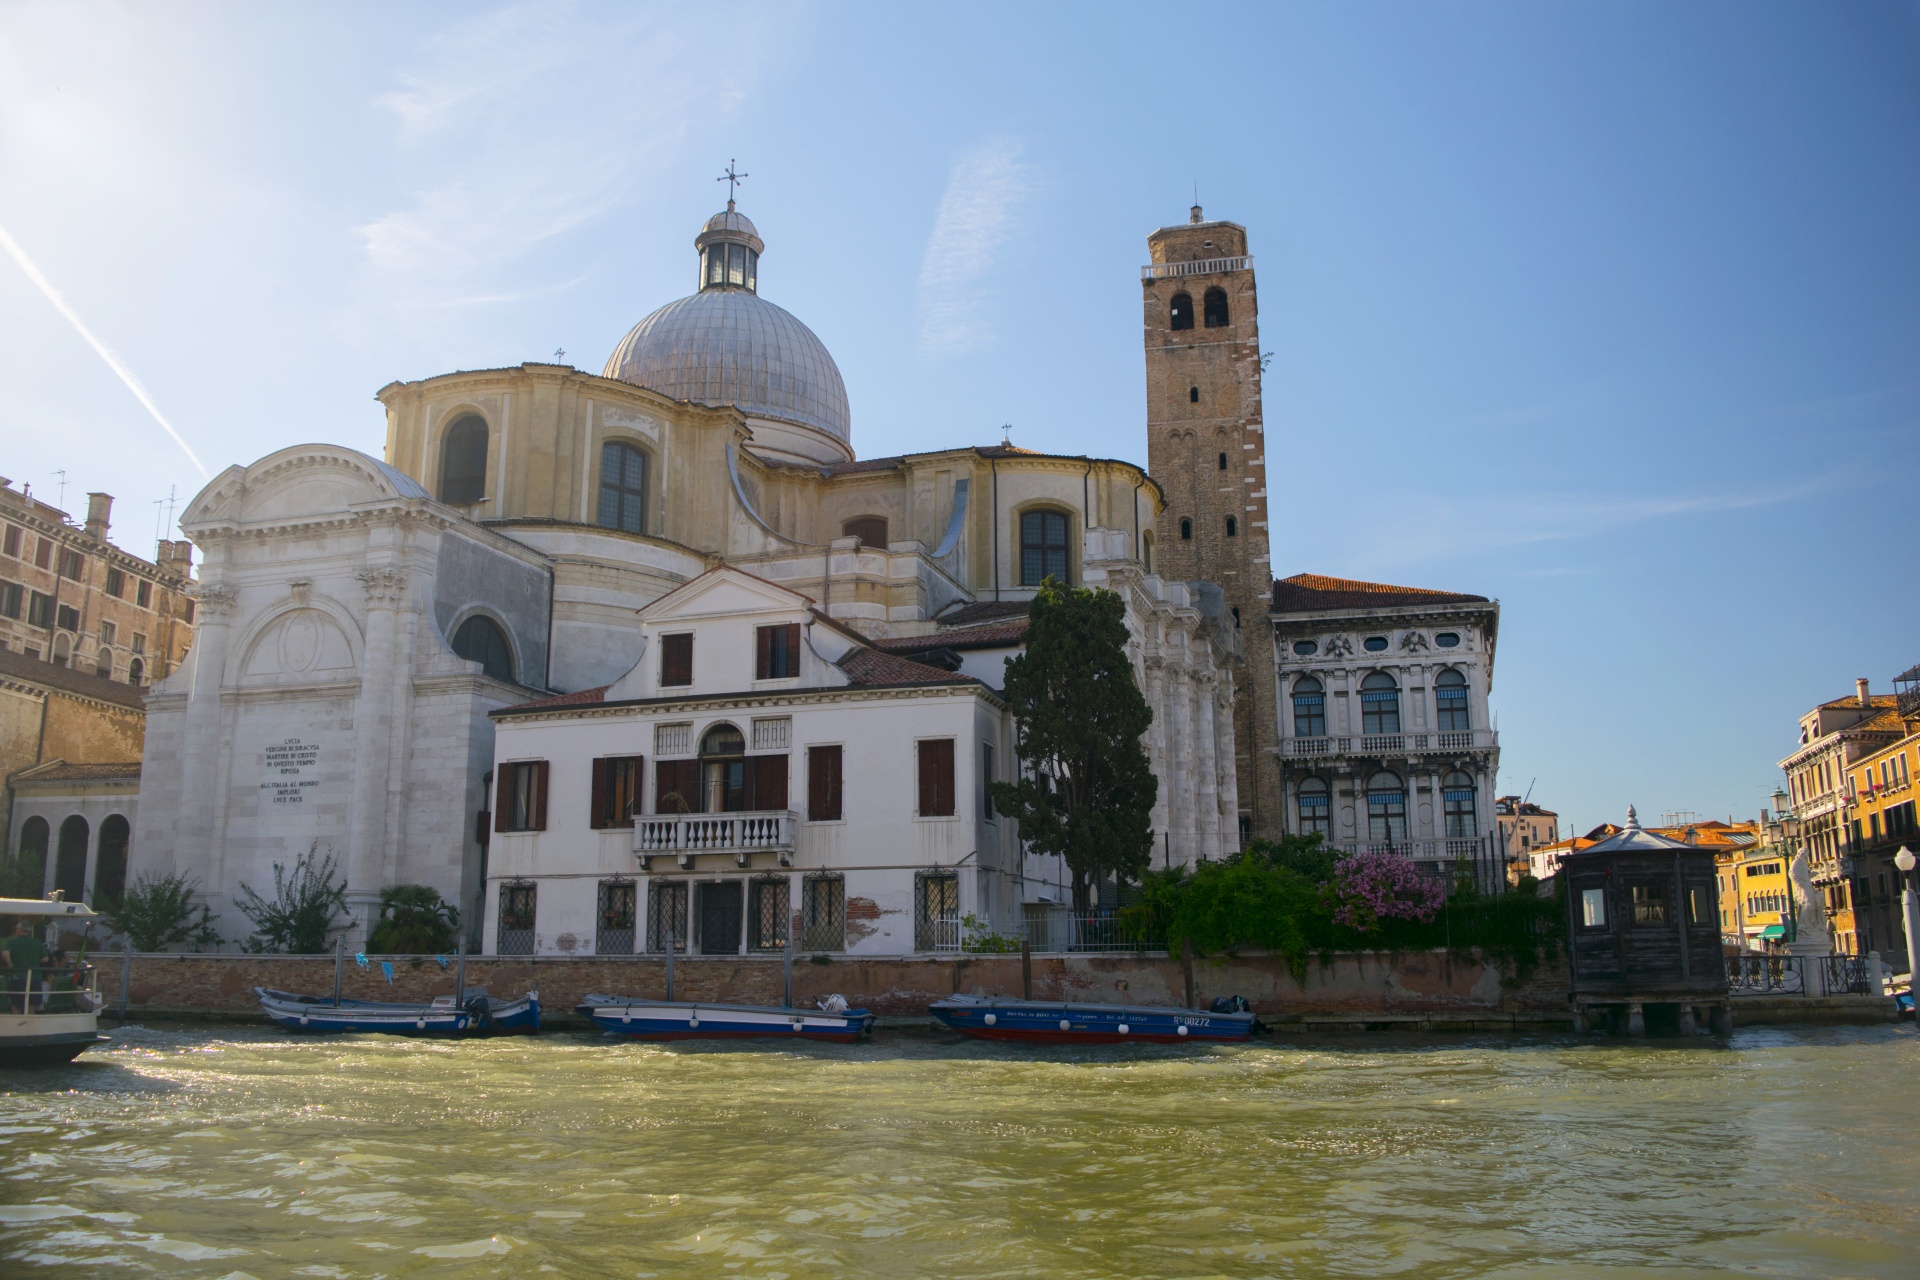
xmin=0 ymin=220 xmax=207 ymax=477
xmin=917 ymin=138 xmax=1032 ymax=356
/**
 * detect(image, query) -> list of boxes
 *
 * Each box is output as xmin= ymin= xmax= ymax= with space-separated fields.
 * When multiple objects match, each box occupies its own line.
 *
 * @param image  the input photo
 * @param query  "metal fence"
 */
xmin=1021 ymin=907 xmax=1155 ymax=954
xmin=1725 ymin=954 xmax=1873 ymax=997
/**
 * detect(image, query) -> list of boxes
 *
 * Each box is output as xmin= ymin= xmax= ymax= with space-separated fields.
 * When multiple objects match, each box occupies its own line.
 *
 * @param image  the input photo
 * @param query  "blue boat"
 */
xmin=929 ymin=995 xmax=1257 ymax=1045
xmin=576 ymin=995 xmax=874 ymax=1043
xmin=255 ymin=986 xmax=540 ymax=1036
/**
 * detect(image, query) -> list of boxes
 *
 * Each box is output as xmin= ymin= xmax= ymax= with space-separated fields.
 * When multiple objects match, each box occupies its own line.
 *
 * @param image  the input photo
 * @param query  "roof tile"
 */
xmin=1272 ymin=573 xmax=1490 ymax=613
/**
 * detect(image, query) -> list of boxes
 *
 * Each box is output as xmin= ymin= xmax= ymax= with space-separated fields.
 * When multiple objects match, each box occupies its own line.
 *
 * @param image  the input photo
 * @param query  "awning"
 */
xmin=1757 ymin=924 xmax=1786 ymax=940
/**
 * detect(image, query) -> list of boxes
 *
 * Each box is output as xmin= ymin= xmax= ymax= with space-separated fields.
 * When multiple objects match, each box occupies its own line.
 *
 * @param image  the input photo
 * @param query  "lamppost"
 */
xmin=1778 ymin=810 xmax=1804 ymax=948
xmin=1895 ymin=846 xmax=1920 ymax=988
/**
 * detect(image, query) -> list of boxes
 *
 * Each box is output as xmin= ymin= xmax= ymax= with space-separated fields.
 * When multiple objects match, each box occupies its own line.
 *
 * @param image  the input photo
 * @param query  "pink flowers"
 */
xmin=1327 ymin=851 xmax=1446 ymax=932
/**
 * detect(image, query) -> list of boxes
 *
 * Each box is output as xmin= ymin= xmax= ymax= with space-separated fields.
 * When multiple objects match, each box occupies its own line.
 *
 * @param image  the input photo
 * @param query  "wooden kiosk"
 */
xmin=1562 ymin=807 xmax=1731 ymax=1035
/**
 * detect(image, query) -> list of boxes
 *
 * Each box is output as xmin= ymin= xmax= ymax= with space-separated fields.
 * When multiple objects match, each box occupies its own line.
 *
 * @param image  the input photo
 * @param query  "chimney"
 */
xmin=85 ymin=492 xmax=113 ymax=541
xmin=1858 ymin=677 xmax=1871 ymax=707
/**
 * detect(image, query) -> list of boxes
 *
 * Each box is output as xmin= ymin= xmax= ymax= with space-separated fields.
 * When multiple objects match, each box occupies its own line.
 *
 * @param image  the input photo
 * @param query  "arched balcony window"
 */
xmin=701 ymin=723 xmax=748 ymax=813
xmin=1169 ymin=292 xmax=1194 ymax=331
xmin=1435 ymin=668 xmax=1470 ymax=732
xmin=452 ymin=615 xmax=514 ymax=683
xmin=597 ymin=441 xmax=649 ymax=534
xmin=1297 ymin=776 xmax=1331 ymax=836
xmin=1292 ymin=676 xmax=1326 ymax=738
xmin=1443 ymin=770 xmax=1478 ymax=839
xmin=1360 ymin=672 xmax=1400 ymax=734
xmin=438 ymin=415 xmax=488 ymax=505
xmin=1019 ymin=510 xmax=1070 ymax=586
xmin=1203 ymin=286 xmax=1229 ymax=328
xmin=1367 ymin=771 xmax=1407 ymax=844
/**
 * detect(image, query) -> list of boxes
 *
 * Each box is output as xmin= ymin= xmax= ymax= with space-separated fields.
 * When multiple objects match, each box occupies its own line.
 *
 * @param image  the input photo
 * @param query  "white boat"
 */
xmin=0 ymin=897 xmax=108 ymax=1066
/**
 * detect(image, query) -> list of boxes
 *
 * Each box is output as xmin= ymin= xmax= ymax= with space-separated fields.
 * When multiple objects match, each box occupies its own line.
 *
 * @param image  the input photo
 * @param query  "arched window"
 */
xmin=1360 ymin=671 xmax=1400 ymax=735
xmin=1179 ymin=518 xmax=1192 ymax=541
xmin=438 ymin=415 xmax=489 ymax=505
xmin=1297 ymin=776 xmax=1331 ymax=836
xmin=1367 ymin=771 xmax=1407 ymax=844
xmin=700 ymin=723 xmax=747 ymax=813
xmin=452 ymin=615 xmax=514 ymax=683
xmin=54 ymin=815 xmax=89 ymax=901
xmin=1292 ymin=676 xmax=1326 ymax=738
xmin=842 ymin=516 xmax=889 ymax=548
xmin=1225 ymin=516 xmax=1237 ymax=538
xmin=1203 ymin=287 xmax=1229 ymax=328
xmin=597 ymin=441 xmax=649 ymax=534
xmin=1189 ymin=386 xmax=1199 ymax=403
xmin=14 ymin=817 xmax=48 ymax=898
xmin=128 ymin=657 xmax=144 ymax=685
xmin=1140 ymin=533 xmax=1153 ymax=575
xmin=95 ymin=650 xmax=113 ymax=678
xmin=1169 ymin=292 xmax=1194 ymax=331
xmin=1443 ymin=770 xmax=1478 ymax=839
xmin=52 ymin=634 xmax=70 ymax=667
xmin=1019 ymin=510 xmax=1070 ymax=586
xmin=1436 ymin=669 xmax=1470 ymax=732
xmin=94 ymin=815 xmax=129 ymax=905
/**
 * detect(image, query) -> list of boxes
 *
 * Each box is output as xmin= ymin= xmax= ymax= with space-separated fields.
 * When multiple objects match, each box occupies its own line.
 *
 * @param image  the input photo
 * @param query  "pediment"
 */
xmin=637 ymin=566 xmax=812 ymax=623
xmin=183 ymin=446 xmax=428 ymax=532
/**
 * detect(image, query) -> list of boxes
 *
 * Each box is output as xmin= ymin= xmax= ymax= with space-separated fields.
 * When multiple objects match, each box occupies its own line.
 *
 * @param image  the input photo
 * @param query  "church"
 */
xmin=126 ymin=197 xmax=1248 ymax=954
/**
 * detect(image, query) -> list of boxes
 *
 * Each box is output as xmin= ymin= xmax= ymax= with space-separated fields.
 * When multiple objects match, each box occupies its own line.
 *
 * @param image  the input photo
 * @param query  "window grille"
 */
xmin=752 ymin=717 xmax=792 ymax=752
xmin=914 ymin=873 xmax=961 ymax=951
xmin=647 ymin=881 xmax=689 ymax=952
xmin=802 ymin=874 xmax=845 ymax=951
xmin=497 ymin=882 xmax=536 ymax=955
xmin=655 ymin=722 xmax=692 ymax=756
xmin=748 ymin=877 xmax=790 ymax=952
xmin=597 ymin=879 xmax=637 ymax=954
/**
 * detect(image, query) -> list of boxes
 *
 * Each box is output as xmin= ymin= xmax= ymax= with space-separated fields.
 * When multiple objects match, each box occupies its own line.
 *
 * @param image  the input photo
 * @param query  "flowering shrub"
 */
xmin=1327 ymin=850 xmax=1446 ymax=932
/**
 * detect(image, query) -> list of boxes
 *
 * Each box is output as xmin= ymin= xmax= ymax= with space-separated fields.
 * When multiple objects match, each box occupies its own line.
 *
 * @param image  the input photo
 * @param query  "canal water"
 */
xmin=2 ymin=1024 xmax=1916 ymax=1277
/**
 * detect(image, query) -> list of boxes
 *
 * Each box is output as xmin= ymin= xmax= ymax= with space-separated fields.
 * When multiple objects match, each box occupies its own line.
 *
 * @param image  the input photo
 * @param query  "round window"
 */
xmin=1363 ymin=636 xmax=1388 ymax=652
xmin=1435 ymin=632 xmax=1461 ymax=648
xmin=1292 ymin=640 xmax=1318 ymax=656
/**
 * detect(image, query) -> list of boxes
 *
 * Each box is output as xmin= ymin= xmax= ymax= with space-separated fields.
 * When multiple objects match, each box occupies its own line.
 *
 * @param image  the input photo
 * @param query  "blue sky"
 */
xmin=2 ymin=2 xmax=1916 ymax=832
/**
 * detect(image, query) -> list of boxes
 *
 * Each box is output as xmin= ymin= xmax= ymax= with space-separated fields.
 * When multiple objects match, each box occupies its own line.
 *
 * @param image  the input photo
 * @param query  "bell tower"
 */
xmin=1143 ymin=206 xmax=1279 ymax=843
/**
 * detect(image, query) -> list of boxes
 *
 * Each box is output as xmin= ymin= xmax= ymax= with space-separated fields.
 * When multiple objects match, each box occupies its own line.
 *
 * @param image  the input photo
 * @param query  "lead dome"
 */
xmin=603 ymin=204 xmax=851 ymax=460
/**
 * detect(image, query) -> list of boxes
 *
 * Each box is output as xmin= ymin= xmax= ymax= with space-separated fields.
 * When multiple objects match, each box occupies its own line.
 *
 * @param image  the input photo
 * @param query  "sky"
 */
xmin=2 ymin=1 xmax=1917 ymax=833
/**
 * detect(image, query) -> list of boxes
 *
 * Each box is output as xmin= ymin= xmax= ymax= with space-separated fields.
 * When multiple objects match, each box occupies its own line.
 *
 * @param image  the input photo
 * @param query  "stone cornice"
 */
xmin=494 ymin=680 xmax=1002 ymax=725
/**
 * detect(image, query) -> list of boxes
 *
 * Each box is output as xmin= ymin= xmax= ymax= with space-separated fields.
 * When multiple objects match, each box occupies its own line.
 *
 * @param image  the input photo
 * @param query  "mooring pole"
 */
xmin=1181 ymin=936 xmax=1196 ymax=1010
xmin=1021 ymin=937 xmax=1032 ymax=1000
xmin=455 ymin=937 xmax=467 ymax=1005
xmin=333 ymin=936 xmax=344 ymax=1007
xmin=664 ymin=929 xmax=676 ymax=1003
xmin=783 ymin=928 xmax=794 ymax=1010
xmin=118 ymin=941 xmax=131 ymax=1027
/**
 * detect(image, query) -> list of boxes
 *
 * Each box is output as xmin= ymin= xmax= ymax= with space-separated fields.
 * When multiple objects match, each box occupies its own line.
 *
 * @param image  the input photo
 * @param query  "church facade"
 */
xmin=128 ymin=201 xmax=1242 ymax=951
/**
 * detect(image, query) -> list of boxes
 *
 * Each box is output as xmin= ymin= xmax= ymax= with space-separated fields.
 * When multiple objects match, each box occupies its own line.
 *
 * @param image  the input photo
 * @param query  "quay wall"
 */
xmin=92 ymin=948 xmax=1574 ymax=1029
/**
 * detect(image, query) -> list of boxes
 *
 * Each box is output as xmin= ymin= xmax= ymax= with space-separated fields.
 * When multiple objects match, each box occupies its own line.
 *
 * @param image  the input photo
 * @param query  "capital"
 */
xmin=356 ymin=566 xmax=408 ymax=606
xmin=192 ymin=583 xmax=239 ymax=620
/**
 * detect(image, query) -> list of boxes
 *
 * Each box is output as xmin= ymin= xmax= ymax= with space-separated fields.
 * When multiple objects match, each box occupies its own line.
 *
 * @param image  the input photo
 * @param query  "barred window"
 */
xmin=748 ymin=877 xmax=790 ymax=953
xmin=1291 ymin=676 xmax=1326 ymax=738
xmin=914 ymin=872 xmax=960 ymax=951
xmin=647 ymin=880 xmax=689 ymax=952
xmin=801 ymin=874 xmax=845 ymax=951
xmin=497 ymin=882 xmax=536 ymax=955
xmin=596 ymin=879 xmax=637 ymax=954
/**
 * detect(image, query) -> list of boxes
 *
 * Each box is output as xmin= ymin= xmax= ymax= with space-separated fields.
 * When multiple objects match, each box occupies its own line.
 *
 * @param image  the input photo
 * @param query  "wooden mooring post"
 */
xmin=1181 ymin=937 xmax=1196 ymax=1010
xmin=1020 ymin=938 xmax=1032 ymax=1000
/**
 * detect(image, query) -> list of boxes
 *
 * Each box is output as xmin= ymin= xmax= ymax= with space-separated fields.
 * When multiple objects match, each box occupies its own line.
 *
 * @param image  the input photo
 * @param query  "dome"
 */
xmin=603 ymin=206 xmax=850 ymax=448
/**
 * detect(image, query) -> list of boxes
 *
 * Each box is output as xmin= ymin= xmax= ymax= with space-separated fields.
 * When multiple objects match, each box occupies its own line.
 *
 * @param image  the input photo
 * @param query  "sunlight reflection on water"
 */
xmin=1 ymin=1023 xmax=1916 ymax=1277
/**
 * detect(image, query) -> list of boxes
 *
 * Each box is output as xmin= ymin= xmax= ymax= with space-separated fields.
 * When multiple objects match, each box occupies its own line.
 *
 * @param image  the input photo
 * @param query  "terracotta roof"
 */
xmin=935 ymin=600 xmax=1032 ymax=627
xmin=873 ymin=619 xmax=1029 ymax=652
xmin=506 ymin=685 xmax=609 ymax=710
xmin=1272 ymin=573 xmax=1490 ymax=613
xmin=1817 ymin=692 xmax=1900 ymax=712
xmin=10 ymin=760 xmax=142 ymax=784
xmin=837 ymin=648 xmax=978 ymax=688
xmin=0 ymin=648 xmax=147 ymax=710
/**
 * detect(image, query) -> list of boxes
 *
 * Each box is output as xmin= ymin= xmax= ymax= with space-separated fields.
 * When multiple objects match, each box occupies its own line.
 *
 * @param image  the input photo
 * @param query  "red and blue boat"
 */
xmin=929 ymin=995 xmax=1257 ymax=1044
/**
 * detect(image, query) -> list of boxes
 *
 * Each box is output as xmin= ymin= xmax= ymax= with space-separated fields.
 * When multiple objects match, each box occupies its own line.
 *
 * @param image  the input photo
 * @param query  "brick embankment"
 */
xmin=91 ymin=948 xmax=1573 ymax=1029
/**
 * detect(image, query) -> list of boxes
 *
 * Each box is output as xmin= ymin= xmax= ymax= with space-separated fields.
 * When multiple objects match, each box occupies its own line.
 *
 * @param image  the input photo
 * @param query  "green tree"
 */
xmin=366 ymin=885 xmax=459 ymax=954
xmin=102 ymin=872 xmax=223 ymax=952
xmin=234 ymin=845 xmax=350 ymax=954
xmin=987 ymin=578 xmax=1157 ymax=911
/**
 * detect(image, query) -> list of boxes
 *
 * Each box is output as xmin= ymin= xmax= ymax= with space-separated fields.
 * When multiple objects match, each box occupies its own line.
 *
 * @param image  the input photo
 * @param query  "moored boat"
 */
xmin=577 ymin=995 xmax=874 ymax=1042
xmin=929 ymin=994 xmax=1257 ymax=1044
xmin=255 ymin=986 xmax=539 ymax=1036
xmin=0 ymin=897 xmax=108 ymax=1067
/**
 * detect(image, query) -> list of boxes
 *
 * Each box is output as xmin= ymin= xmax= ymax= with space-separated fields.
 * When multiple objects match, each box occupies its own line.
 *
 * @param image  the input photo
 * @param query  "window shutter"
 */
xmin=755 ymin=625 xmax=772 ymax=680
xmin=591 ymin=758 xmax=610 ymax=829
xmin=753 ymin=755 xmax=789 ymax=811
xmin=656 ymin=759 xmax=697 ymax=814
xmin=494 ymin=769 xmax=511 ymax=833
xmin=532 ymin=761 xmax=549 ymax=831
xmin=785 ymin=624 xmax=800 ymax=677
xmin=662 ymin=633 xmax=692 ymax=686
xmin=918 ymin=739 xmax=955 ymax=816
xmin=808 ymin=745 xmax=841 ymax=821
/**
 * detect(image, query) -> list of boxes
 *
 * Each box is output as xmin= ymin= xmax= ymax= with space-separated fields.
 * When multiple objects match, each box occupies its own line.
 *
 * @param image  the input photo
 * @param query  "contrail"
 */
xmin=0 ymin=221 xmax=208 ymax=477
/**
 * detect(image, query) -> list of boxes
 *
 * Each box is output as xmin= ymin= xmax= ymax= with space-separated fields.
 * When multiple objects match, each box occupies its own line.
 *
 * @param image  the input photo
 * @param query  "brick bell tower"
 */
xmin=1143 ymin=205 xmax=1279 ymax=845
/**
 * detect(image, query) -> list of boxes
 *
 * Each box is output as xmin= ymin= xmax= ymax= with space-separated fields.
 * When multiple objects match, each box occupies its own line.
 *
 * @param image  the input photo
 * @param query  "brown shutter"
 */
xmin=755 ymin=626 xmax=772 ymax=680
xmin=808 ymin=745 xmax=839 ymax=821
xmin=662 ymin=633 xmax=692 ymax=686
xmin=785 ymin=624 xmax=801 ymax=677
xmin=918 ymin=739 xmax=955 ymax=816
xmin=532 ymin=761 xmax=549 ymax=831
xmin=495 ymin=768 xmax=512 ymax=833
xmin=591 ymin=758 xmax=610 ymax=829
xmin=656 ymin=759 xmax=697 ymax=814
xmin=752 ymin=755 xmax=789 ymax=811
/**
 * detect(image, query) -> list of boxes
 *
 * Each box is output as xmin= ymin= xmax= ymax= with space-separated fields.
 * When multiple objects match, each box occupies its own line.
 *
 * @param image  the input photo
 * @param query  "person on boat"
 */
xmin=2 ymin=919 xmax=48 ymax=1014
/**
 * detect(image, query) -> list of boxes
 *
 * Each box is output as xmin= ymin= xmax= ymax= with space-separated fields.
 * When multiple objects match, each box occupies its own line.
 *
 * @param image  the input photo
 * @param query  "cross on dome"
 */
xmin=717 ymin=159 xmax=749 ymax=209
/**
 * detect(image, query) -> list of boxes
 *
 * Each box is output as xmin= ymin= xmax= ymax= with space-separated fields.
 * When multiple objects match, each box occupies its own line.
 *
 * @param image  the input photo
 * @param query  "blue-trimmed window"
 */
xmin=1443 ymin=770 xmax=1477 ymax=839
xmin=1436 ymin=669 xmax=1470 ymax=732
xmin=1297 ymin=777 xmax=1330 ymax=836
xmin=1291 ymin=676 xmax=1326 ymax=738
xmin=1360 ymin=672 xmax=1400 ymax=734
xmin=1367 ymin=771 xmax=1407 ymax=843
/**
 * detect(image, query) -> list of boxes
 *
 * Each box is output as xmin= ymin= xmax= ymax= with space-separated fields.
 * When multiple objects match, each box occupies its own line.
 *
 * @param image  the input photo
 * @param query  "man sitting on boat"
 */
xmin=2 ymin=919 xmax=48 ymax=1014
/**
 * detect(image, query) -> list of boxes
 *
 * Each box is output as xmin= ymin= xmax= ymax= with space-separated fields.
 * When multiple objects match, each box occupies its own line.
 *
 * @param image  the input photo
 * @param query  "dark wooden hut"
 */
xmin=1562 ymin=807 xmax=1730 ymax=1035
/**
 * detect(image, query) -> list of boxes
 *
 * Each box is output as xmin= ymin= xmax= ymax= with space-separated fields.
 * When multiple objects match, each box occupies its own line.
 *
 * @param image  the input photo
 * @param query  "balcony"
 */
xmin=633 ymin=810 xmax=796 ymax=869
xmin=1278 ymin=729 xmax=1498 ymax=758
xmin=1141 ymin=255 xmax=1253 ymax=281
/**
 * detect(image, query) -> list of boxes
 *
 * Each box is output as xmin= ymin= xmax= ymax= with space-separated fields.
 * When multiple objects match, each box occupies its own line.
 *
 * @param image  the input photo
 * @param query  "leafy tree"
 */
xmin=234 ymin=845 xmax=350 ymax=954
xmin=102 ymin=872 xmax=223 ymax=952
xmin=987 ymin=579 xmax=1157 ymax=912
xmin=0 ymin=847 xmax=45 ymax=899
xmin=367 ymin=885 xmax=459 ymax=954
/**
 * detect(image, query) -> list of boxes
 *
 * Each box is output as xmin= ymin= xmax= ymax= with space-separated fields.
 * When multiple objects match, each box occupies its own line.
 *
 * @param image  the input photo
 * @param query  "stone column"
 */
xmin=1215 ymin=680 xmax=1239 ymax=853
xmin=1166 ymin=655 xmax=1194 ymax=866
xmin=176 ymin=582 xmax=238 ymax=872
xmin=346 ymin=566 xmax=407 ymax=941
xmin=1143 ymin=653 xmax=1170 ymax=861
xmin=1194 ymin=669 xmax=1219 ymax=861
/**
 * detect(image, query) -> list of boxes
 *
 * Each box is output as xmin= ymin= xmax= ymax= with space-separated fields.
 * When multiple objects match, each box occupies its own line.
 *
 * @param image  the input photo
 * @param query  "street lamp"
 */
xmin=1779 ymin=813 xmax=1804 ymax=945
xmin=1896 ymin=846 xmax=1920 ymax=990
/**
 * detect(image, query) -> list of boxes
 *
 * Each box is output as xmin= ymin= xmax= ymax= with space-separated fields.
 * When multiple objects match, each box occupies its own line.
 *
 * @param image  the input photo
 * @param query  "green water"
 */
xmin=1 ymin=1024 xmax=1916 ymax=1278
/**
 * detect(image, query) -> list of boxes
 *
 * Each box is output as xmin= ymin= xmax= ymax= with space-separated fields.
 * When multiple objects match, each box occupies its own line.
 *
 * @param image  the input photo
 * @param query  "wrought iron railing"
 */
xmin=1725 ymin=954 xmax=1873 ymax=997
xmin=1022 ymin=907 xmax=1155 ymax=954
xmin=916 ymin=915 xmax=961 ymax=953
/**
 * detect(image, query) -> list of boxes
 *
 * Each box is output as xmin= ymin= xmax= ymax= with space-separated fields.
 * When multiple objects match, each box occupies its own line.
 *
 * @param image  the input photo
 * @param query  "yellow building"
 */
xmin=1840 ymin=673 xmax=1920 ymax=959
